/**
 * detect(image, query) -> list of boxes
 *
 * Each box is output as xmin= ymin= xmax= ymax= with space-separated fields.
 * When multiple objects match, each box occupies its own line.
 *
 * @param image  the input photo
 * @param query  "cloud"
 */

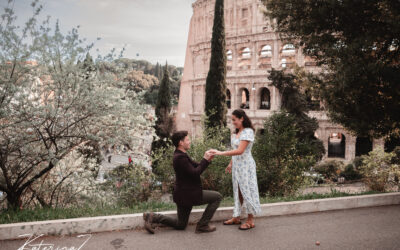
xmin=12 ymin=0 xmax=196 ymax=66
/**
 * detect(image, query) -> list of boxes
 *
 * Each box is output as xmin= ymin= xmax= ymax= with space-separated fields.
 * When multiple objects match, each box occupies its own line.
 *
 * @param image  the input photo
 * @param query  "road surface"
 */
xmin=2 ymin=205 xmax=400 ymax=250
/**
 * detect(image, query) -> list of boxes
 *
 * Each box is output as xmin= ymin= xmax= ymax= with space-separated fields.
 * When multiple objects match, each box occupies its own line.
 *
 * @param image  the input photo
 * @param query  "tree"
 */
xmin=151 ymin=62 xmax=174 ymax=170
xmin=204 ymin=0 xmax=227 ymax=128
xmin=268 ymin=69 xmax=325 ymax=159
xmin=253 ymin=68 xmax=325 ymax=196
xmin=253 ymin=112 xmax=315 ymax=196
xmin=82 ymin=52 xmax=96 ymax=79
xmin=123 ymin=70 xmax=158 ymax=92
xmin=262 ymin=0 xmax=400 ymax=138
xmin=0 ymin=1 xmax=154 ymax=209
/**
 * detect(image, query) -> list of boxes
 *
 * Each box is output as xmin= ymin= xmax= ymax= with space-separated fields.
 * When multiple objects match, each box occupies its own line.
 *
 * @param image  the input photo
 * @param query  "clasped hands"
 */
xmin=203 ymin=149 xmax=222 ymax=162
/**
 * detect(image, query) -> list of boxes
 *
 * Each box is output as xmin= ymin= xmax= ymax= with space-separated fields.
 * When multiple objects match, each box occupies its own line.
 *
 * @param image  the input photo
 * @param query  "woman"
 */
xmin=210 ymin=109 xmax=261 ymax=230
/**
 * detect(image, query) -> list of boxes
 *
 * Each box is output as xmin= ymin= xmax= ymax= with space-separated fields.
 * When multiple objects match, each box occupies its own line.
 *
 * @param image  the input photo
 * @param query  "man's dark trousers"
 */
xmin=153 ymin=190 xmax=222 ymax=229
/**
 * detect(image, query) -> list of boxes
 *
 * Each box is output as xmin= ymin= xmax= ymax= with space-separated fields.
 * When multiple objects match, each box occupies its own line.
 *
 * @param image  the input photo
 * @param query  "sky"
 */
xmin=7 ymin=0 xmax=197 ymax=67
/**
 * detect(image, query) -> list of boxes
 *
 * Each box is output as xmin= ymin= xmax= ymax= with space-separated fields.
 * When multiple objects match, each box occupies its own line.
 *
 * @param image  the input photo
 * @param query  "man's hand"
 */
xmin=204 ymin=150 xmax=214 ymax=162
xmin=208 ymin=149 xmax=222 ymax=156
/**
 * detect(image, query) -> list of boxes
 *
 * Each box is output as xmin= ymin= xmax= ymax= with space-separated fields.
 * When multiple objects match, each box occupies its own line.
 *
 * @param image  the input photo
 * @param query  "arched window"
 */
xmin=260 ymin=45 xmax=272 ymax=57
xmin=282 ymin=44 xmax=295 ymax=53
xmin=281 ymin=58 xmax=287 ymax=68
xmin=226 ymin=89 xmax=231 ymax=109
xmin=227 ymin=50 xmax=233 ymax=61
xmin=238 ymin=88 xmax=250 ymax=109
xmin=259 ymin=88 xmax=271 ymax=110
xmin=328 ymin=133 xmax=346 ymax=158
xmin=242 ymin=47 xmax=251 ymax=58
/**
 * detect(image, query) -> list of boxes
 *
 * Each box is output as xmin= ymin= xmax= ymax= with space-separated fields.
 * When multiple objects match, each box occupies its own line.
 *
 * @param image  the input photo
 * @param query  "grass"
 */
xmin=0 ymin=190 xmax=385 ymax=224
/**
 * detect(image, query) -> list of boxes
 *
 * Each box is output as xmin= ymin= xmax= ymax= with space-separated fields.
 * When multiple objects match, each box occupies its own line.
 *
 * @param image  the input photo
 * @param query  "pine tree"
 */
xmin=82 ymin=52 xmax=96 ymax=79
xmin=204 ymin=0 xmax=227 ymax=128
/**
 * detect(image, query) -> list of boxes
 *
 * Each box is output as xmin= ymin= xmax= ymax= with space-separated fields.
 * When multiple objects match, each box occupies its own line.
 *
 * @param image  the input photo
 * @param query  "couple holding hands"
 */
xmin=143 ymin=109 xmax=261 ymax=234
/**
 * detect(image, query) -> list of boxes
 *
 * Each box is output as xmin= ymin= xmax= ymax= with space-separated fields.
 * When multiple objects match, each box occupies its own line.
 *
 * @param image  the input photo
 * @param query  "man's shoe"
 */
xmin=195 ymin=224 xmax=216 ymax=234
xmin=143 ymin=212 xmax=155 ymax=234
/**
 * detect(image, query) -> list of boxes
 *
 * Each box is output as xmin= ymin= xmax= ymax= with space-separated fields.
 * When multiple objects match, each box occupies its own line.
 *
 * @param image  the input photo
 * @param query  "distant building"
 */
xmin=176 ymin=0 xmax=384 ymax=162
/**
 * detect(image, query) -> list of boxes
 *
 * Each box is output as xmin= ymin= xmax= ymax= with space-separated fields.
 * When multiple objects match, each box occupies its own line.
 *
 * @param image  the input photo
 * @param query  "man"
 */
xmin=143 ymin=131 xmax=222 ymax=234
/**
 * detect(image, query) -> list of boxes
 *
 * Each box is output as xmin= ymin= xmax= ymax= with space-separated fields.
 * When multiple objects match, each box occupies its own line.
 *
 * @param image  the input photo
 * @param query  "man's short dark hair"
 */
xmin=171 ymin=131 xmax=188 ymax=148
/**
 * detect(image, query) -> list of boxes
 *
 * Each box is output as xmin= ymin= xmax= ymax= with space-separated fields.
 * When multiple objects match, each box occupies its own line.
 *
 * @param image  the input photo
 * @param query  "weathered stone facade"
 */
xmin=176 ymin=0 xmax=383 ymax=162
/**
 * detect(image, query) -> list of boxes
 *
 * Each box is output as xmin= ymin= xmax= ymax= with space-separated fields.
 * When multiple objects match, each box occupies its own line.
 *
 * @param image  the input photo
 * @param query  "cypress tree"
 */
xmin=151 ymin=62 xmax=174 ymax=159
xmin=82 ymin=52 xmax=96 ymax=79
xmin=204 ymin=0 xmax=227 ymax=128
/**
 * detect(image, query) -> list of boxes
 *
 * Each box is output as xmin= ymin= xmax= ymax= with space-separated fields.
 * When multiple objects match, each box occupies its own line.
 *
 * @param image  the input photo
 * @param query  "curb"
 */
xmin=1 ymin=192 xmax=399 ymax=241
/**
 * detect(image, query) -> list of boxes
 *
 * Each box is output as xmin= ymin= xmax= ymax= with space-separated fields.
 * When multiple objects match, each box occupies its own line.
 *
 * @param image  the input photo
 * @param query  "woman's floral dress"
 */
xmin=231 ymin=128 xmax=261 ymax=217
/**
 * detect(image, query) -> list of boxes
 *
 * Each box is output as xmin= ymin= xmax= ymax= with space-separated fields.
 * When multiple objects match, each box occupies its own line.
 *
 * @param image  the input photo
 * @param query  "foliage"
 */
xmin=0 ymin=0 xmax=154 ymax=209
xmin=313 ymin=160 xmax=344 ymax=180
xmin=102 ymin=164 xmax=156 ymax=206
xmin=123 ymin=70 xmax=158 ymax=92
xmin=268 ymin=69 xmax=325 ymax=160
xmin=340 ymin=164 xmax=363 ymax=181
xmin=253 ymin=111 xmax=318 ymax=197
xmin=359 ymin=147 xmax=400 ymax=192
xmin=151 ymin=63 xmax=175 ymax=173
xmin=262 ymin=0 xmax=400 ymax=138
xmin=204 ymin=0 xmax=228 ymax=128
xmin=390 ymin=146 xmax=400 ymax=165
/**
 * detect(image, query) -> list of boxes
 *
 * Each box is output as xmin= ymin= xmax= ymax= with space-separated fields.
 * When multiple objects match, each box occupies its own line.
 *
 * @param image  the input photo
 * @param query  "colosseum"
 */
xmin=175 ymin=0 xmax=384 ymax=162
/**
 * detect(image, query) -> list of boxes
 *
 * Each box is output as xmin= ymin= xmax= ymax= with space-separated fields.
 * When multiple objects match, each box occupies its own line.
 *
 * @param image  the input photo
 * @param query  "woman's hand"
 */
xmin=225 ymin=164 xmax=232 ymax=174
xmin=209 ymin=149 xmax=222 ymax=155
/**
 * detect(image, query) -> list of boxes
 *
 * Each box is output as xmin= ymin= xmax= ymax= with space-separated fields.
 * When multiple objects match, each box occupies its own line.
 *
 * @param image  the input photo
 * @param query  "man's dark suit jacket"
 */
xmin=172 ymin=149 xmax=210 ymax=207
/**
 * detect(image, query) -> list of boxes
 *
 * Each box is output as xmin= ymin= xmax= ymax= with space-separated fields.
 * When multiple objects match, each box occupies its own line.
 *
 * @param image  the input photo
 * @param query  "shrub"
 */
xmin=253 ymin=112 xmax=318 ymax=197
xmin=352 ymin=156 xmax=364 ymax=169
xmin=359 ymin=147 xmax=400 ymax=192
xmin=103 ymin=163 xmax=155 ymax=206
xmin=313 ymin=160 xmax=344 ymax=181
xmin=391 ymin=146 xmax=400 ymax=165
xmin=340 ymin=164 xmax=362 ymax=181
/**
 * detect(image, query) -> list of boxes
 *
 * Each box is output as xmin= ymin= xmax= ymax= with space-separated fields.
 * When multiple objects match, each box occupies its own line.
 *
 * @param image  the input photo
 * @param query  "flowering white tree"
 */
xmin=0 ymin=0 xmax=155 ymax=209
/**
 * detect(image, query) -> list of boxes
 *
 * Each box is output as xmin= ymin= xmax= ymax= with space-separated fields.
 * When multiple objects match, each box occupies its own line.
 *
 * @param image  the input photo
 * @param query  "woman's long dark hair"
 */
xmin=232 ymin=109 xmax=255 ymax=134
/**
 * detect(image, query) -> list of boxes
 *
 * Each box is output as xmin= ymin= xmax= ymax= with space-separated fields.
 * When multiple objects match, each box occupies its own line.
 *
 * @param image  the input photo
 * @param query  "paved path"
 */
xmin=2 ymin=205 xmax=400 ymax=250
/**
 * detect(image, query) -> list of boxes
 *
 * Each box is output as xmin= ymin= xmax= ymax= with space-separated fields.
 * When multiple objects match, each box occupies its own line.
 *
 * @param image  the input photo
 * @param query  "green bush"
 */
xmin=314 ymin=160 xmax=344 ymax=180
xmin=102 ymin=163 xmax=156 ymax=206
xmin=340 ymin=164 xmax=362 ymax=181
xmin=391 ymin=146 xmax=400 ymax=165
xmin=253 ymin=112 xmax=318 ymax=197
xmin=359 ymin=147 xmax=400 ymax=192
xmin=352 ymin=156 xmax=364 ymax=169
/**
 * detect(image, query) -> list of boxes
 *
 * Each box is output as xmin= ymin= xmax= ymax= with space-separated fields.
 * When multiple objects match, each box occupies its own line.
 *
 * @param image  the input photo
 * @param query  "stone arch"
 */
xmin=328 ymin=132 xmax=346 ymax=158
xmin=226 ymin=49 xmax=233 ymax=61
xmin=237 ymin=87 xmax=250 ymax=109
xmin=260 ymin=45 xmax=272 ymax=57
xmin=258 ymin=87 xmax=271 ymax=110
xmin=282 ymin=43 xmax=296 ymax=54
xmin=240 ymin=47 xmax=251 ymax=59
xmin=226 ymin=89 xmax=232 ymax=109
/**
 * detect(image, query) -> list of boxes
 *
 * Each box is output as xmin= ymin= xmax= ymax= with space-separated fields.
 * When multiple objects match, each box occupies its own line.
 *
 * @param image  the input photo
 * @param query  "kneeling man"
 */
xmin=143 ymin=131 xmax=222 ymax=234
